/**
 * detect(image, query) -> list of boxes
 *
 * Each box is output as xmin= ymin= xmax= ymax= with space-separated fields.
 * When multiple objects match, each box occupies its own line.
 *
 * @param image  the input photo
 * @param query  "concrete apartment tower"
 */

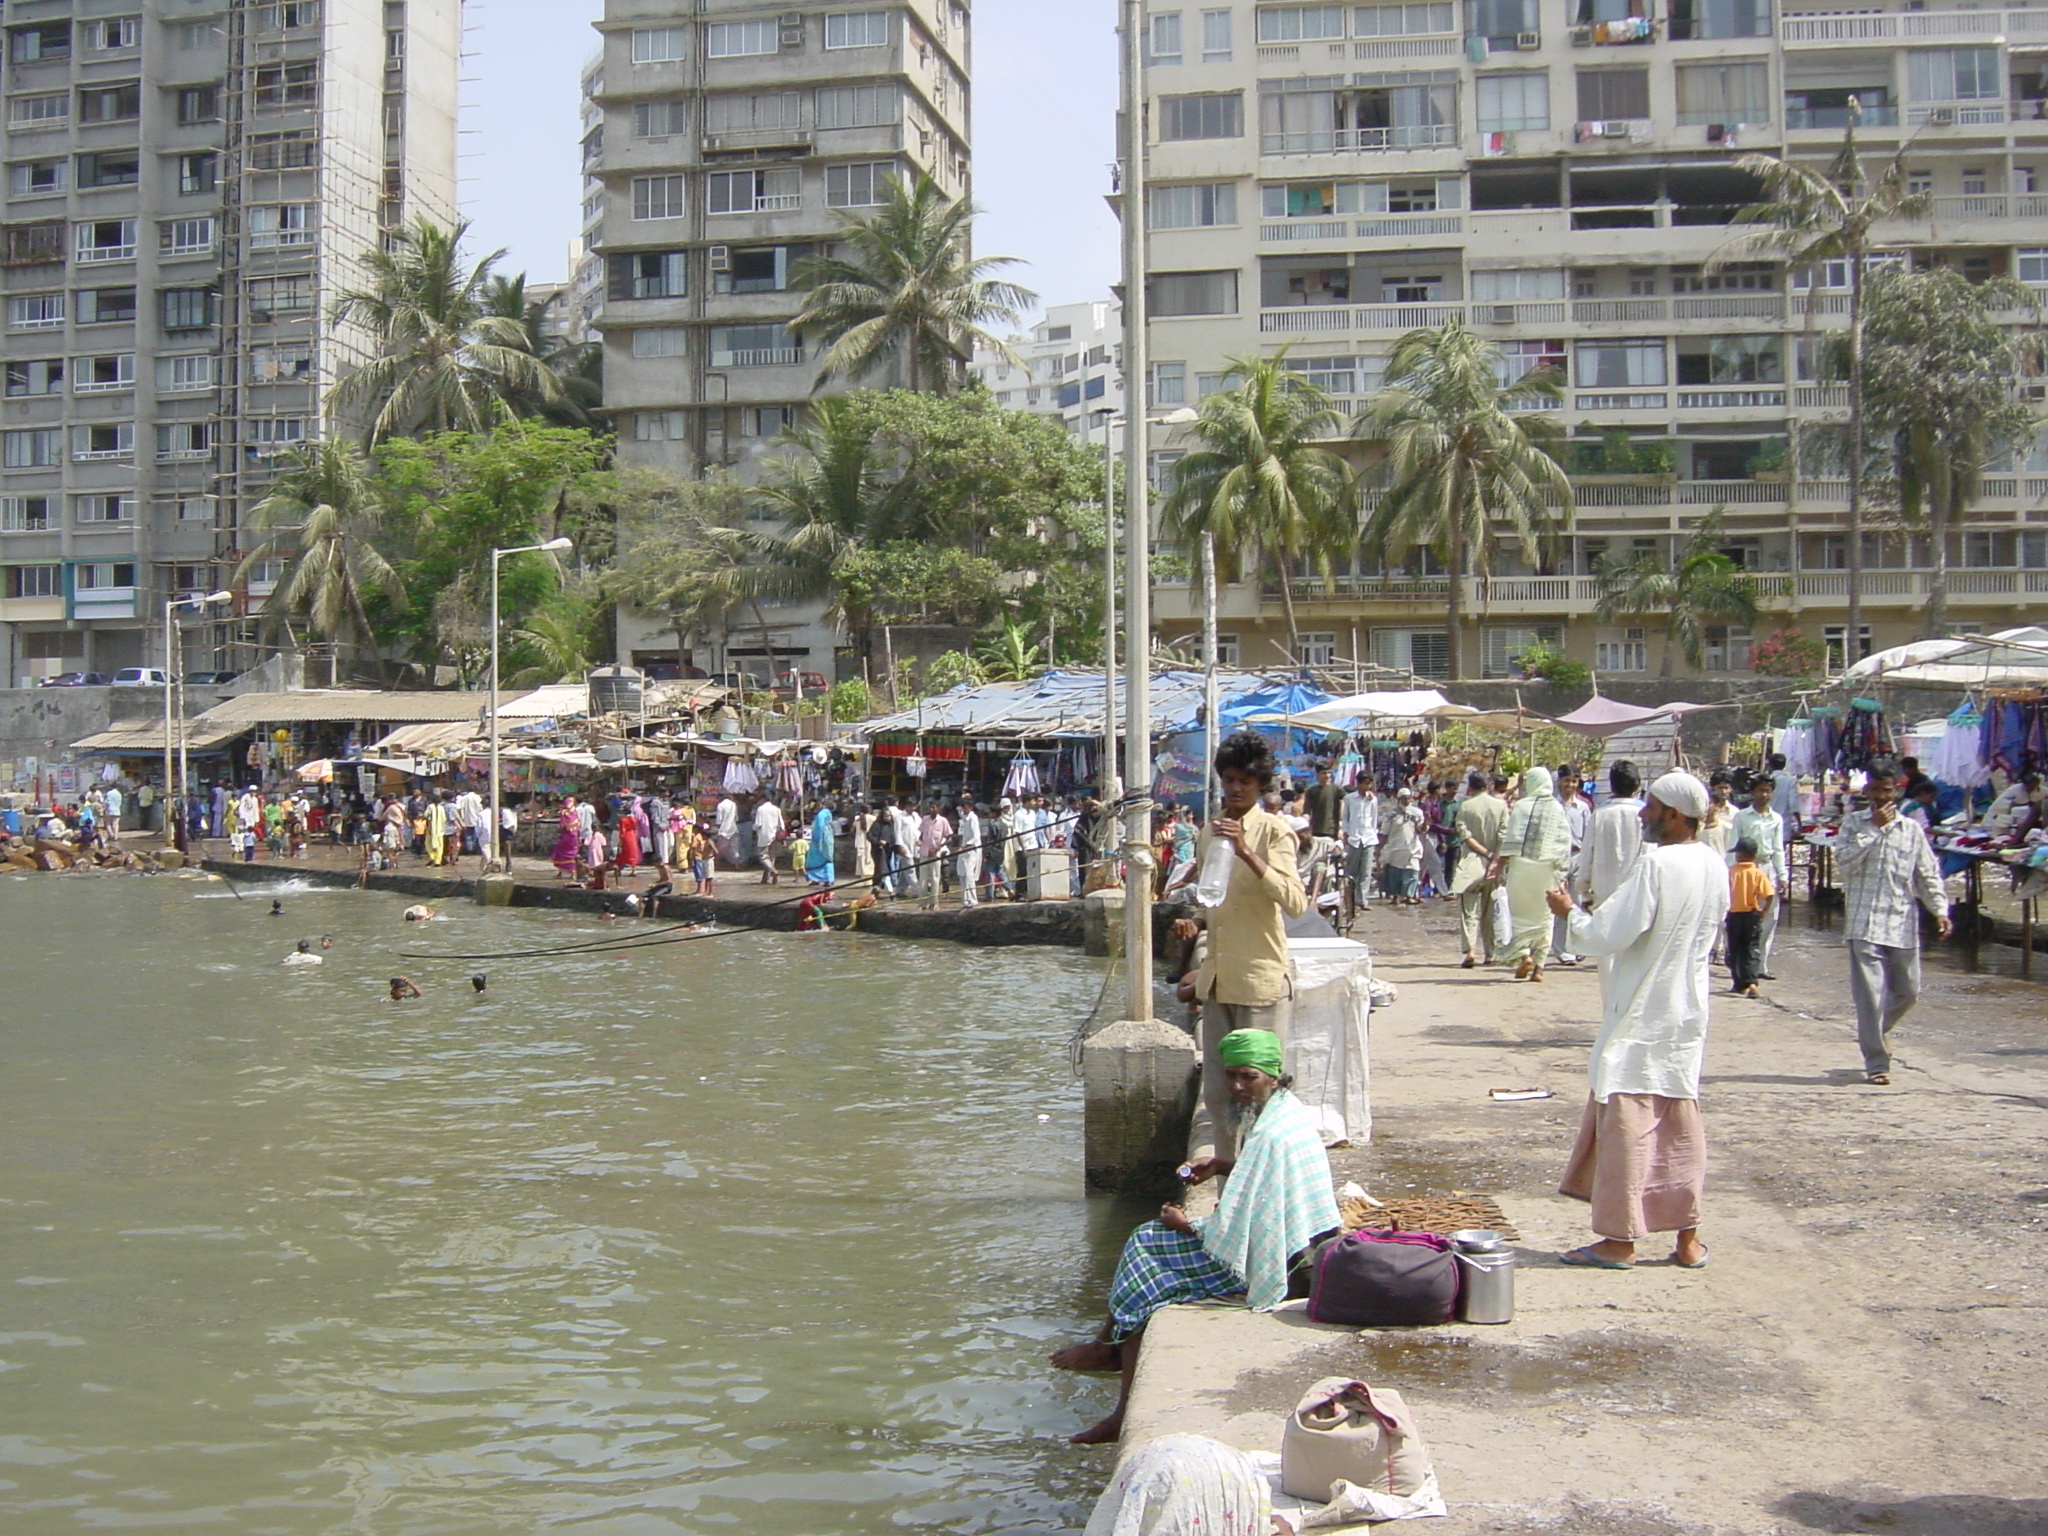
xmin=972 ymin=298 xmax=1126 ymax=436
xmin=1141 ymin=0 xmax=2048 ymax=681
xmin=587 ymin=0 xmax=972 ymax=684
xmin=0 ymin=0 xmax=460 ymax=686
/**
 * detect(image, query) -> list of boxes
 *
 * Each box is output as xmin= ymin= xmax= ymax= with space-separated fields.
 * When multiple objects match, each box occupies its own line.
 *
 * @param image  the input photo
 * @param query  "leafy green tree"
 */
xmin=505 ymin=583 xmax=607 ymax=687
xmin=791 ymin=173 xmax=1034 ymax=393
xmin=484 ymin=272 xmax=602 ymax=429
xmin=924 ymin=650 xmax=987 ymax=693
xmin=1595 ymin=510 xmax=1761 ymax=677
xmin=975 ymin=622 xmax=1046 ymax=682
xmin=1857 ymin=265 xmax=2039 ymax=637
xmin=601 ymin=470 xmax=763 ymax=674
xmin=1159 ymin=354 xmax=1354 ymax=662
xmin=330 ymin=218 xmax=562 ymax=442
xmin=1723 ymin=106 xmax=1928 ymax=661
xmin=1355 ymin=322 xmax=1571 ymax=680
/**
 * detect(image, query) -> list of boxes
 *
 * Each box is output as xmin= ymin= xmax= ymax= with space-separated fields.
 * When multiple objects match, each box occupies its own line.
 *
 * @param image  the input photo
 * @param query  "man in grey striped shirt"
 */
xmin=1838 ymin=758 xmax=1952 ymax=1086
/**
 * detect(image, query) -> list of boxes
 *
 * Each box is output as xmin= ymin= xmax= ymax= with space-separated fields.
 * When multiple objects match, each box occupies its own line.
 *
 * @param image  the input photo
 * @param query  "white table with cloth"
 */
xmin=1283 ymin=935 xmax=1374 ymax=1147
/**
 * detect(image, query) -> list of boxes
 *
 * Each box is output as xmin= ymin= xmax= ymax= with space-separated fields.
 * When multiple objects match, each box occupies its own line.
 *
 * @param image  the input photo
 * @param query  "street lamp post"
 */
xmin=1096 ymin=406 xmax=1119 ymax=793
xmin=488 ymin=537 xmax=574 ymax=869
xmin=1118 ymin=0 xmax=1155 ymax=1027
xmin=162 ymin=591 xmax=233 ymax=848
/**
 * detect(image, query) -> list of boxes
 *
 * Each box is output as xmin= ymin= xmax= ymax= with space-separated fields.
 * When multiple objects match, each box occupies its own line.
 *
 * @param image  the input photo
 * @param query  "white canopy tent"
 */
xmin=1842 ymin=626 xmax=2048 ymax=691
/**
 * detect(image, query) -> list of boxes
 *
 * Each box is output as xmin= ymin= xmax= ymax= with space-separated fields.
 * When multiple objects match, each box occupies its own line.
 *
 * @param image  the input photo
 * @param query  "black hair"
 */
xmin=1467 ymin=770 xmax=1488 ymax=793
xmin=471 ymin=974 xmax=487 ymax=992
xmin=1214 ymin=730 xmax=1277 ymax=787
xmin=1491 ymin=774 xmax=1510 ymax=791
xmin=1911 ymin=780 xmax=1938 ymax=798
xmin=1867 ymin=755 xmax=1903 ymax=784
xmin=1709 ymin=770 xmax=1733 ymax=787
xmin=1768 ymin=752 xmax=1787 ymax=770
xmin=1610 ymin=760 xmax=1640 ymax=799
xmin=1733 ymin=837 xmax=1758 ymax=859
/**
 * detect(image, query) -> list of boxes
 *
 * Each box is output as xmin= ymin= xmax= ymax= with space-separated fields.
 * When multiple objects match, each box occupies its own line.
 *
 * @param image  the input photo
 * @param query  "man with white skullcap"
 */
xmin=1544 ymin=769 xmax=1729 ymax=1270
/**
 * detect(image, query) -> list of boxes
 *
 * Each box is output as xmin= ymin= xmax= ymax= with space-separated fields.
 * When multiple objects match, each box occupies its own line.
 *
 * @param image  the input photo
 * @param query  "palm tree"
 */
xmin=1159 ymin=354 xmax=1355 ymax=663
xmin=1355 ymin=322 xmax=1571 ymax=681
xmin=506 ymin=606 xmax=595 ymax=687
xmin=234 ymin=441 xmax=407 ymax=678
xmin=484 ymin=273 xmax=603 ymax=428
xmin=976 ymin=622 xmax=1046 ymax=682
xmin=1719 ymin=104 xmax=1928 ymax=666
xmin=1595 ymin=510 xmax=1761 ymax=677
xmin=790 ymin=173 xmax=1034 ymax=393
xmin=329 ymin=218 xmax=563 ymax=442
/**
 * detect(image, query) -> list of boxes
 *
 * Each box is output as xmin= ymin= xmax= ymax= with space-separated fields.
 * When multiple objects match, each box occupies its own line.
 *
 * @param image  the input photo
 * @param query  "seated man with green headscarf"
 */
xmin=1052 ymin=1028 xmax=1341 ymax=1445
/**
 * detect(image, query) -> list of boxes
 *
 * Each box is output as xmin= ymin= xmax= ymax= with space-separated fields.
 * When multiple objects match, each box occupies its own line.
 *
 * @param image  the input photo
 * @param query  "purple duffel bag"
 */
xmin=1306 ymin=1229 xmax=1460 ymax=1327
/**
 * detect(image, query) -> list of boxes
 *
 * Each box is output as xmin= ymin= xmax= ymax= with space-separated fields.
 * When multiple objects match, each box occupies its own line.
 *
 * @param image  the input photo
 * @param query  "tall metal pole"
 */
xmin=1201 ymin=530 xmax=1220 ymax=817
xmin=161 ymin=598 xmax=177 ymax=846
xmin=1119 ymin=0 xmax=1155 ymax=1023
xmin=1101 ymin=406 xmax=1118 ymax=793
xmin=488 ymin=548 xmax=504 ymax=869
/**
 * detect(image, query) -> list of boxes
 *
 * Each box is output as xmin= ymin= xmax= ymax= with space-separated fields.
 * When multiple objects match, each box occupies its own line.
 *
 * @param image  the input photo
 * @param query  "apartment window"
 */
xmin=632 ymin=411 xmax=688 ymax=442
xmin=1472 ymin=268 xmax=1565 ymax=301
xmin=1150 ymin=13 xmax=1185 ymax=63
xmin=1477 ymin=71 xmax=1549 ymax=131
xmin=244 ymin=348 xmax=306 ymax=384
xmin=177 ymin=21 xmax=218 ymax=50
xmin=1149 ymin=181 xmax=1239 ymax=228
xmin=611 ymin=249 xmax=688 ymax=299
xmin=706 ymin=91 xmax=803 ymax=133
xmin=816 ymin=85 xmax=899 ymax=129
xmin=79 ymin=82 xmax=143 ymax=124
xmin=631 ymin=26 xmax=688 ymax=63
xmin=709 ymin=167 xmax=803 ymax=213
xmin=1259 ymin=7 xmax=1349 ymax=41
xmin=1577 ymin=68 xmax=1650 ymax=120
xmin=79 ymin=152 xmax=142 ymax=190
xmin=6 ymin=294 xmax=64 ymax=330
xmin=1668 ymin=0 xmax=1767 ymax=37
xmin=76 ymin=495 xmax=135 ymax=524
xmin=634 ymin=100 xmax=691 ymax=138
xmin=826 ymin=161 xmax=896 ymax=207
xmin=1822 ymin=624 xmax=1872 ymax=668
xmin=160 ymin=354 xmax=217 ymax=391
xmin=0 ymin=496 xmax=54 ymax=532
xmin=76 ymin=220 xmax=138 ymax=263
xmin=75 ymin=562 xmax=137 ymax=591
xmin=174 ymin=85 xmax=222 ymax=125
xmin=162 ymin=287 xmax=219 ymax=330
xmin=9 ymin=159 xmax=67 ymax=197
xmin=171 ymin=496 xmax=216 ymax=524
xmin=1354 ymin=3 xmax=1456 ymax=34
xmin=1150 ymin=361 xmax=1189 ymax=405
xmin=6 ymin=565 xmax=64 ymax=599
xmin=247 ymin=418 xmax=308 ymax=449
xmin=717 ymin=244 xmax=810 ymax=294
xmin=75 ymin=355 xmax=135 ymax=393
xmin=77 ymin=288 xmax=137 ymax=325
xmin=248 ymin=204 xmax=316 ymax=249
xmin=1575 ymin=338 xmax=1666 ymax=386
xmin=710 ymin=323 xmax=802 ymax=366
xmin=254 ymin=62 xmax=319 ymax=108
xmin=632 ymin=328 xmax=690 ymax=358
xmin=1150 ymin=270 xmax=1240 ymax=316
xmin=3 ymin=429 xmax=61 ymax=468
xmin=7 ymin=360 xmax=62 ymax=396
xmin=1676 ymin=334 xmax=1782 ymax=384
xmin=8 ymin=24 xmax=72 ymax=64
xmin=1368 ymin=627 xmax=1447 ymax=675
xmin=246 ymin=277 xmax=309 ymax=316
xmin=157 ymin=423 xmax=214 ymax=460
xmin=1595 ymin=629 xmax=1649 ymax=672
xmin=1202 ymin=9 xmax=1235 ymax=58
xmin=1702 ymin=624 xmax=1752 ymax=672
xmin=1494 ymin=337 xmax=1566 ymax=385
xmin=1286 ymin=355 xmax=1360 ymax=393
xmin=632 ymin=175 xmax=689 ymax=220
xmin=1160 ymin=92 xmax=1244 ymax=140
xmin=9 ymin=93 xmax=69 ymax=127
xmin=248 ymin=132 xmax=317 ymax=170
xmin=740 ymin=406 xmax=799 ymax=437
xmin=1382 ymin=273 xmax=1443 ymax=302
xmin=1675 ymin=61 xmax=1769 ymax=123
xmin=706 ymin=20 xmax=779 ymax=57
xmin=160 ymin=218 xmax=216 ymax=257
xmin=1484 ymin=624 xmax=1561 ymax=677
xmin=263 ymin=3 xmax=322 ymax=29
xmin=824 ymin=11 xmax=890 ymax=48
xmin=177 ymin=153 xmax=219 ymax=195
xmin=1908 ymin=47 xmax=2000 ymax=102
xmin=1298 ymin=631 xmax=1339 ymax=667
xmin=2 ymin=221 xmax=62 ymax=266
xmin=1671 ymin=261 xmax=1776 ymax=292
xmin=82 ymin=18 xmax=142 ymax=52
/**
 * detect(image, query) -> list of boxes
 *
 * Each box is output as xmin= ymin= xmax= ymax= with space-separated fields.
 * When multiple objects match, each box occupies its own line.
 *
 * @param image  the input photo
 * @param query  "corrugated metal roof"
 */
xmin=856 ymin=669 xmax=1318 ymax=741
xmin=72 ymin=722 xmax=246 ymax=754
xmin=193 ymin=691 xmax=503 ymax=725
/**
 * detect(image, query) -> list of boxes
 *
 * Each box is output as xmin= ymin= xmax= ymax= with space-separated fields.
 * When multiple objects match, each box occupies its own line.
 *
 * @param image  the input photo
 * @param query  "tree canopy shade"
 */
xmin=1354 ymin=322 xmax=1571 ymax=681
xmin=790 ymin=173 xmax=1034 ymax=393
xmin=1158 ymin=353 xmax=1355 ymax=661
xmin=1857 ymin=265 xmax=2040 ymax=637
xmin=329 ymin=218 xmax=564 ymax=442
xmin=1594 ymin=508 xmax=1761 ymax=677
xmin=1721 ymin=106 xmax=1928 ymax=662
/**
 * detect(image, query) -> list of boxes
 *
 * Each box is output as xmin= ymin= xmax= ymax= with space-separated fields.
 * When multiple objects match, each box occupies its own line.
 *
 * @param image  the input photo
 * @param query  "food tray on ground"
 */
xmin=1338 ymin=1191 xmax=1519 ymax=1242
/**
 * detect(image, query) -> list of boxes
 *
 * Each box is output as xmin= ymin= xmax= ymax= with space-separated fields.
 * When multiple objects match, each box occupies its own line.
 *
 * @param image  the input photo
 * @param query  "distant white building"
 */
xmin=972 ymin=299 xmax=1124 ymax=439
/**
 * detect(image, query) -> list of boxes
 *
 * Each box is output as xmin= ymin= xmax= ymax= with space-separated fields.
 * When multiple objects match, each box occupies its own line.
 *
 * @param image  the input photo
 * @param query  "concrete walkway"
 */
xmin=1103 ymin=898 xmax=2048 ymax=1536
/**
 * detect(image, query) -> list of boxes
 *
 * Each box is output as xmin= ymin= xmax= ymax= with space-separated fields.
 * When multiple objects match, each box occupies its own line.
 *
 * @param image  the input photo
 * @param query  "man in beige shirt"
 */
xmin=1451 ymin=770 xmax=1508 ymax=968
xmin=1183 ymin=730 xmax=1307 ymax=1156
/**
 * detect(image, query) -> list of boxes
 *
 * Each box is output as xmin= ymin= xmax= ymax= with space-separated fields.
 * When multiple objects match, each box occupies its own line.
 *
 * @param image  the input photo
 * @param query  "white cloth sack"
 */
xmin=1252 ymin=1449 xmax=1448 ymax=1527
xmin=1285 ymin=937 xmax=1375 ymax=1147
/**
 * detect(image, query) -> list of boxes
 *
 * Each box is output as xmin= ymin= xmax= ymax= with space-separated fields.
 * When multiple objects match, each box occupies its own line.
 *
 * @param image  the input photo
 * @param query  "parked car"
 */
xmin=709 ymin=671 xmax=759 ymax=695
xmin=770 ymin=669 xmax=830 ymax=701
xmin=182 ymin=670 xmax=240 ymax=686
xmin=38 ymin=672 xmax=109 ymax=687
xmin=110 ymin=667 xmax=171 ymax=688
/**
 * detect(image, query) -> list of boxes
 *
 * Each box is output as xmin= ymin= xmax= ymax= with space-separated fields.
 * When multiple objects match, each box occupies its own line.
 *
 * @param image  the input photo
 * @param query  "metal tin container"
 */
xmin=1452 ymin=1234 xmax=1515 ymax=1324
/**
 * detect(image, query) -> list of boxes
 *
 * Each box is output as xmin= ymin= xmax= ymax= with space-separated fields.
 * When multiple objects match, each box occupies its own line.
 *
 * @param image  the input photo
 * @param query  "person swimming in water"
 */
xmin=401 ymin=905 xmax=435 ymax=923
xmin=470 ymin=974 xmax=487 ymax=993
xmin=270 ymin=899 xmax=284 ymax=916
xmin=282 ymin=939 xmax=322 ymax=966
xmin=388 ymin=976 xmax=422 ymax=1001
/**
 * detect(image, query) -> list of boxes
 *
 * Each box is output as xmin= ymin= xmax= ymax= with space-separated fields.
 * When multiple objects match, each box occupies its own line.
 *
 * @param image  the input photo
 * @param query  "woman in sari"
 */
xmin=805 ymin=801 xmax=837 ymax=885
xmin=379 ymin=797 xmax=408 ymax=856
xmin=1492 ymin=765 xmax=1572 ymax=982
xmin=1051 ymin=1029 xmax=1339 ymax=1445
xmin=616 ymin=796 xmax=641 ymax=877
xmin=551 ymin=797 xmax=582 ymax=879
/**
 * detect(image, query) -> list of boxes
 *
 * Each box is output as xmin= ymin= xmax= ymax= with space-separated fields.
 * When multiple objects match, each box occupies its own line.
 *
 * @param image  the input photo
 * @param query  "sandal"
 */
xmin=1559 ymin=1246 xmax=1634 ymax=1270
xmin=1673 ymin=1249 xmax=1711 ymax=1269
xmin=1865 ymin=1072 xmax=1891 ymax=1086
xmin=1514 ymin=956 xmax=1533 ymax=980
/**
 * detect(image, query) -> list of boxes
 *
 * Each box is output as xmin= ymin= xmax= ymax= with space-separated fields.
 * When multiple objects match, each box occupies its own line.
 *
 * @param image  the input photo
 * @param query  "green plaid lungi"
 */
xmin=1107 ymin=1221 xmax=1244 ymax=1341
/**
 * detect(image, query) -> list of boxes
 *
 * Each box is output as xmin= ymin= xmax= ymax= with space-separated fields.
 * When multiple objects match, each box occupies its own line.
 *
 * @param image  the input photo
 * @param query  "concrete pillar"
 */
xmin=1083 ymin=1017 xmax=1198 ymax=1194
xmin=474 ymin=873 xmax=518 ymax=908
xmin=1084 ymin=888 xmax=1126 ymax=958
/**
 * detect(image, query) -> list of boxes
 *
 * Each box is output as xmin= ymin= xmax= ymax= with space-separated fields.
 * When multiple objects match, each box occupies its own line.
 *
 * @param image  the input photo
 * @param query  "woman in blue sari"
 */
xmin=804 ymin=802 xmax=837 ymax=885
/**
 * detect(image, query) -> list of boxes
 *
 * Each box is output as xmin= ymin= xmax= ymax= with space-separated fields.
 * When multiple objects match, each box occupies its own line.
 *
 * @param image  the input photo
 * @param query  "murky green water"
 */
xmin=0 ymin=875 xmax=1134 ymax=1533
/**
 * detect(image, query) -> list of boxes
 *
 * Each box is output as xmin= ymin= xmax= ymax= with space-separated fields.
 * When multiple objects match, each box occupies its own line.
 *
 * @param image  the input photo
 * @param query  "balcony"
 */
xmin=1925 ymin=193 xmax=2048 ymax=221
xmin=1906 ymin=102 xmax=2007 ymax=127
xmin=1676 ymin=388 xmax=1786 ymax=409
xmin=1780 ymin=7 xmax=2048 ymax=42
xmin=1260 ymin=124 xmax=1458 ymax=154
xmin=1573 ymin=298 xmax=1668 ymax=322
xmin=1785 ymin=104 xmax=1901 ymax=130
xmin=1672 ymin=294 xmax=1785 ymax=320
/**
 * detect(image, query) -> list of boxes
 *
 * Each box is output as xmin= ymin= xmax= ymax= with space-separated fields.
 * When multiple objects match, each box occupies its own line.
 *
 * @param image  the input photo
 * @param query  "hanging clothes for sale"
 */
xmin=1930 ymin=702 xmax=1989 ymax=789
xmin=722 ymin=755 xmax=760 ymax=795
xmin=1001 ymin=752 xmax=1041 ymax=799
xmin=776 ymin=755 xmax=803 ymax=797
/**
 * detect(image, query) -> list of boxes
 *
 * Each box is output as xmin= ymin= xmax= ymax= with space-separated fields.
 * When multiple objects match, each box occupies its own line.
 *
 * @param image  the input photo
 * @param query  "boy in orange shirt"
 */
xmin=1726 ymin=837 xmax=1775 ymax=998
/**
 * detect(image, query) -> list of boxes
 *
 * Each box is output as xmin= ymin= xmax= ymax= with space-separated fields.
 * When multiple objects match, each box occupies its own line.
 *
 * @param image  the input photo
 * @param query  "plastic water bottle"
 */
xmin=1193 ymin=835 xmax=1237 ymax=907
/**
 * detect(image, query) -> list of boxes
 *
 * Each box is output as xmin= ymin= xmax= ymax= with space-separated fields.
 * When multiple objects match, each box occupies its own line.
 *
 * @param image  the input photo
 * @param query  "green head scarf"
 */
xmin=1217 ymin=1028 xmax=1284 ymax=1078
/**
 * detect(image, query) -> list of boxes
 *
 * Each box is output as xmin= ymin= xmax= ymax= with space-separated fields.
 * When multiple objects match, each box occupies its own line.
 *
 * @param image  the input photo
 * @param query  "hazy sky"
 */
xmin=460 ymin=0 xmax=1122 ymax=324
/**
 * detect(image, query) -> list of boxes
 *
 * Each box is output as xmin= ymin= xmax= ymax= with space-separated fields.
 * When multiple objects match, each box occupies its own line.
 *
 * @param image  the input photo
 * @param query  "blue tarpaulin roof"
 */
xmin=856 ymin=669 xmax=1330 ymax=742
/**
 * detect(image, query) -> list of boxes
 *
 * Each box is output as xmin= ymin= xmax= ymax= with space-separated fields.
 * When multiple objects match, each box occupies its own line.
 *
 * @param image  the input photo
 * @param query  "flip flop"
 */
xmin=1865 ymin=1072 xmax=1891 ymax=1086
xmin=1559 ymin=1246 xmax=1634 ymax=1270
xmin=1673 ymin=1249 xmax=1711 ymax=1269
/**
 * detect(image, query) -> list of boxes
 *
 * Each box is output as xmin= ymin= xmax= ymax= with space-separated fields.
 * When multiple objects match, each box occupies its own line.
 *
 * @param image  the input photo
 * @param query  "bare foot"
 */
xmin=1050 ymin=1341 xmax=1122 ymax=1373
xmin=1068 ymin=1411 xmax=1124 ymax=1445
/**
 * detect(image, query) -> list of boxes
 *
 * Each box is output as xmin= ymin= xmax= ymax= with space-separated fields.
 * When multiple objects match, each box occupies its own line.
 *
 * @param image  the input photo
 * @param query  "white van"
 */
xmin=109 ymin=667 xmax=170 ymax=688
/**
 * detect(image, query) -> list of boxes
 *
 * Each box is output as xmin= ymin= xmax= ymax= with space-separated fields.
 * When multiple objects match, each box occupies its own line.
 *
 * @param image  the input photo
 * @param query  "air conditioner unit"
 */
xmin=708 ymin=244 xmax=731 ymax=272
xmin=1600 ymin=119 xmax=1631 ymax=138
xmin=1929 ymin=106 xmax=1956 ymax=125
xmin=1487 ymin=304 xmax=1519 ymax=323
xmin=780 ymin=12 xmax=804 ymax=47
xmin=1515 ymin=30 xmax=1542 ymax=48
xmin=1570 ymin=24 xmax=1593 ymax=44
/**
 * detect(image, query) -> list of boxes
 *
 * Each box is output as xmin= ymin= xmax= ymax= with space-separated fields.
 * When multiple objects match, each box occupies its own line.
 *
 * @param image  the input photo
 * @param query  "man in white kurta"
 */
xmin=1545 ymin=770 xmax=1729 ymax=1270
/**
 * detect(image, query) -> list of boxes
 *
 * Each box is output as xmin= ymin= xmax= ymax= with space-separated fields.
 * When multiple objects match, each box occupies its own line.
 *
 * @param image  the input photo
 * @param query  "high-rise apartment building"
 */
xmin=0 ymin=0 xmax=460 ymax=686
xmin=1143 ymin=0 xmax=2048 ymax=680
xmin=972 ymin=298 xmax=1126 ymax=438
xmin=588 ymin=0 xmax=971 ymax=682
